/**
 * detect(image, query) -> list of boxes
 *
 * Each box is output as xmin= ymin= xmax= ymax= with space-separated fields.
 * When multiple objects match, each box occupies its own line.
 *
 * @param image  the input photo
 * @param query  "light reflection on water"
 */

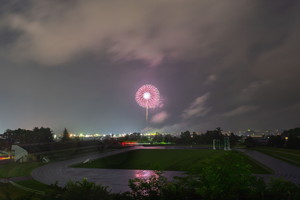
xmin=133 ymin=169 xmax=184 ymax=180
xmin=134 ymin=170 xmax=157 ymax=178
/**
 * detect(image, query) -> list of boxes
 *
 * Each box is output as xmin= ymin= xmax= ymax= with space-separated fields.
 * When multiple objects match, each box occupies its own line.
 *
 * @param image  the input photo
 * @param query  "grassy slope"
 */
xmin=254 ymin=147 xmax=300 ymax=167
xmin=0 ymin=183 xmax=40 ymax=200
xmin=0 ymin=163 xmax=48 ymax=199
xmin=73 ymin=149 xmax=272 ymax=174
xmin=0 ymin=162 xmax=44 ymax=178
xmin=16 ymin=179 xmax=49 ymax=191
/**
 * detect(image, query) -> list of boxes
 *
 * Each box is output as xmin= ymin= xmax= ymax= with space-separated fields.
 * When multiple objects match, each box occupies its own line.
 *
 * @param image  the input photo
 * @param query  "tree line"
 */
xmin=0 ymin=127 xmax=54 ymax=147
xmin=1 ymin=127 xmax=299 ymax=151
xmin=119 ymin=128 xmax=240 ymax=147
xmin=245 ymin=127 xmax=300 ymax=149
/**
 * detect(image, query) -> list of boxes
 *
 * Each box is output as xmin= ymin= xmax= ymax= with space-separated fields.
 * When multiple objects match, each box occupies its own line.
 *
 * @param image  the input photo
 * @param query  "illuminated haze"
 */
xmin=0 ymin=0 xmax=299 ymax=134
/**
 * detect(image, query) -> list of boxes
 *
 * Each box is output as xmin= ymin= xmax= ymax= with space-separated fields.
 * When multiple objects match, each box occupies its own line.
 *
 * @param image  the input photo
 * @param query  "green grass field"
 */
xmin=16 ymin=179 xmax=49 ymax=191
xmin=254 ymin=147 xmax=300 ymax=167
xmin=73 ymin=149 xmax=272 ymax=174
xmin=0 ymin=163 xmax=49 ymax=199
xmin=0 ymin=183 xmax=40 ymax=200
xmin=0 ymin=162 xmax=43 ymax=178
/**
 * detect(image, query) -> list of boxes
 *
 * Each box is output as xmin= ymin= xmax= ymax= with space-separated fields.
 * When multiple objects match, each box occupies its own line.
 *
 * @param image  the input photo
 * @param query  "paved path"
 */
xmin=31 ymin=146 xmax=300 ymax=193
xmin=238 ymin=149 xmax=300 ymax=184
xmin=31 ymin=146 xmax=184 ymax=193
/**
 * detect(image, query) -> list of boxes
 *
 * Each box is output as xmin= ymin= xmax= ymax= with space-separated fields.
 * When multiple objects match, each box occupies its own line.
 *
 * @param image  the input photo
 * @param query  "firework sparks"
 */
xmin=135 ymin=84 xmax=160 ymax=121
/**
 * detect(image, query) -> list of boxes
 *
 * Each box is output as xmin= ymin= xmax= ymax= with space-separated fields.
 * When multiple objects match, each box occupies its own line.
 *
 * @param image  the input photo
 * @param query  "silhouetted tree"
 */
xmin=229 ymin=132 xmax=240 ymax=147
xmin=180 ymin=131 xmax=192 ymax=144
xmin=153 ymin=133 xmax=163 ymax=143
xmin=268 ymin=135 xmax=284 ymax=147
xmin=192 ymin=132 xmax=202 ymax=144
xmin=61 ymin=128 xmax=70 ymax=142
xmin=203 ymin=128 xmax=224 ymax=144
xmin=129 ymin=132 xmax=141 ymax=141
xmin=124 ymin=134 xmax=130 ymax=141
xmin=32 ymin=127 xmax=54 ymax=143
xmin=283 ymin=128 xmax=300 ymax=149
xmin=244 ymin=137 xmax=255 ymax=147
xmin=139 ymin=136 xmax=149 ymax=143
xmin=163 ymin=134 xmax=171 ymax=143
xmin=216 ymin=127 xmax=222 ymax=133
xmin=2 ymin=127 xmax=53 ymax=144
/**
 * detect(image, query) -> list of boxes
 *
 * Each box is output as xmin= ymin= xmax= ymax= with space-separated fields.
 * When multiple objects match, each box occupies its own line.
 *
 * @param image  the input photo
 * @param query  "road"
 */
xmin=238 ymin=149 xmax=300 ymax=184
xmin=31 ymin=146 xmax=300 ymax=193
xmin=31 ymin=146 xmax=183 ymax=193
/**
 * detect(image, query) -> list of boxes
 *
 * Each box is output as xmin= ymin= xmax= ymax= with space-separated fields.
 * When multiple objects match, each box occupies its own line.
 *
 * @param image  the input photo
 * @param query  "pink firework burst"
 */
xmin=135 ymin=84 xmax=160 ymax=109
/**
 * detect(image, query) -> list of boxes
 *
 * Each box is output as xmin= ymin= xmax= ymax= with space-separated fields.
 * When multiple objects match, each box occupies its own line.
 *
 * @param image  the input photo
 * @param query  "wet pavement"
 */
xmin=31 ymin=146 xmax=185 ymax=192
xmin=61 ymin=168 xmax=183 ymax=192
xmin=31 ymin=146 xmax=300 ymax=193
xmin=237 ymin=149 xmax=300 ymax=185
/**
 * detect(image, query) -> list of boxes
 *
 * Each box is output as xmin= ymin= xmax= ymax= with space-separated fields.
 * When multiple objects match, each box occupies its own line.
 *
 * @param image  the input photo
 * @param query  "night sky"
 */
xmin=0 ymin=0 xmax=299 ymax=134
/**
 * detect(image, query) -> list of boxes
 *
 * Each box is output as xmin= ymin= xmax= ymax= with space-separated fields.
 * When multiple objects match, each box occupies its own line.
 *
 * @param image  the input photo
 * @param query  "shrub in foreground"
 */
xmin=44 ymin=179 xmax=113 ymax=200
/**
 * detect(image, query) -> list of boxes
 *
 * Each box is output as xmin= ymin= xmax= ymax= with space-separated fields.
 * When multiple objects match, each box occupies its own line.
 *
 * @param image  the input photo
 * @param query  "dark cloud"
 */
xmin=181 ymin=93 xmax=211 ymax=120
xmin=0 ymin=0 xmax=299 ymax=133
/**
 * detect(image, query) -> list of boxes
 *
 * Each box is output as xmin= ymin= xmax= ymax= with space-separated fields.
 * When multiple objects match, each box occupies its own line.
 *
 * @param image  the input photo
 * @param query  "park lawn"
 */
xmin=16 ymin=179 xmax=49 ymax=191
xmin=0 ymin=183 xmax=41 ymax=200
xmin=254 ymin=147 xmax=300 ymax=167
xmin=73 ymin=149 xmax=272 ymax=174
xmin=0 ymin=162 xmax=43 ymax=178
xmin=0 ymin=178 xmax=48 ymax=200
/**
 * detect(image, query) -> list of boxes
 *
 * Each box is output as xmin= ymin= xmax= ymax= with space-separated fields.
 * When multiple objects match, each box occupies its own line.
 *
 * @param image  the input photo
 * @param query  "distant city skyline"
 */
xmin=0 ymin=1 xmax=299 ymax=134
xmin=0 ymin=127 xmax=285 ymax=137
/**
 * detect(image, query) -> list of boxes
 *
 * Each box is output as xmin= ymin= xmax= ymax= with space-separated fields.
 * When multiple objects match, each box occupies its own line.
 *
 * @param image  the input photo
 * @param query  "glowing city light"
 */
xmin=0 ymin=156 xmax=10 ymax=160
